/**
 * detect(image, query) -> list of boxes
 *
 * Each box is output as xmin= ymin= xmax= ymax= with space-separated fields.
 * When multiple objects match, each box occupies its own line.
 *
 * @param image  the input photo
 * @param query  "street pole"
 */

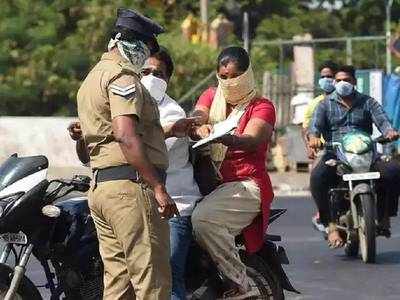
xmin=200 ymin=0 xmax=208 ymax=43
xmin=346 ymin=37 xmax=353 ymax=65
xmin=386 ymin=0 xmax=393 ymax=74
xmin=243 ymin=11 xmax=250 ymax=53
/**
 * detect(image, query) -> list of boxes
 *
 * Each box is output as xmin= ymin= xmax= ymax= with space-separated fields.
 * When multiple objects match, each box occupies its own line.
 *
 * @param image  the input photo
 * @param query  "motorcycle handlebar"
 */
xmin=46 ymin=175 xmax=91 ymax=201
xmin=373 ymin=136 xmax=395 ymax=144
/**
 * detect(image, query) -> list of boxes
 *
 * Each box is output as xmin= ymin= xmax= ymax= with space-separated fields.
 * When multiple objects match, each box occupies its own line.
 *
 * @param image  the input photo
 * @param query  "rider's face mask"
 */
xmin=318 ymin=77 xmax=335 ymax=93
xmin=335 ymin=80 xmax=354 ymax=97
xmin=140 ymin=74 xmax=168 ymax=103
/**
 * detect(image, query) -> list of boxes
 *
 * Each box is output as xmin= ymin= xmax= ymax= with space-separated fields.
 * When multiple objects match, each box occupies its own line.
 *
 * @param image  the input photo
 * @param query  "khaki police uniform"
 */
xmin=77 ymin=50 xmax=171 ymax=300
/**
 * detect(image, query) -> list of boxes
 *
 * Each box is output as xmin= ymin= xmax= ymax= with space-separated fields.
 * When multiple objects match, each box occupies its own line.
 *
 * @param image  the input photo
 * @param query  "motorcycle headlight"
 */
xmin=342 ymin=131 xmax=373 ymax=154
xmin=0 ymin=193 xmax=23 ymax=217
xmin=344 ymin=151 xmax=373 ymax=173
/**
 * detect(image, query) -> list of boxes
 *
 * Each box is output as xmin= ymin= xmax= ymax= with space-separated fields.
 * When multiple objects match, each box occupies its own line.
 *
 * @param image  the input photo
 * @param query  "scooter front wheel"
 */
xmin=358 ymin=193 xmax=376 ymax=263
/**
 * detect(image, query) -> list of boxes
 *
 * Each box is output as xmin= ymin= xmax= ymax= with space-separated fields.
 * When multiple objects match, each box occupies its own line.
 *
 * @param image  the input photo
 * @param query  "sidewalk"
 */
xmin=270 ymin=171 xmax=310 ymax=196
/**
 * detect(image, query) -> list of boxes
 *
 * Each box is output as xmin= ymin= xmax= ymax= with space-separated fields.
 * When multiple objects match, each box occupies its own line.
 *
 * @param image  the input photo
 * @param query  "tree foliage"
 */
xmin=0 ymin=0 xmax=399 ymax=115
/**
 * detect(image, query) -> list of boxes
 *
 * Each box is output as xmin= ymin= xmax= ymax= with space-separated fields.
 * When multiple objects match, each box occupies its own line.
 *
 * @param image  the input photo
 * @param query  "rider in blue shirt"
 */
xmin=308 ymin=65 xmax=400 ymax=248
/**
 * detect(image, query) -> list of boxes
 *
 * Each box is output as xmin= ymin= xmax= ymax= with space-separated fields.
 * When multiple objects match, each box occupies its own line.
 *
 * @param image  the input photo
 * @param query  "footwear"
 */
xmin=327 ymin=224 xmax=345 ymax=249
xmin=219 ymin=277 xmax=260 ymax=300
xmin=220 ymin=287 xmax=260 ymax=299
xmin=312 ymin=213 xmax=326 ymax=233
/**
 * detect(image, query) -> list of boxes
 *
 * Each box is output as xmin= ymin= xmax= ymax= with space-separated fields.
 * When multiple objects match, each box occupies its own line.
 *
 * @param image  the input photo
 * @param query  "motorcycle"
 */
xmin=186 ymin=208 xmax=299 ymax=299
xmin=325 ymin=130 xmax=392 ymax=263
xmin=0 ymin=154 xmax=298 ymax=299
xmin=0 ymin=154 xmax=101 ymax=300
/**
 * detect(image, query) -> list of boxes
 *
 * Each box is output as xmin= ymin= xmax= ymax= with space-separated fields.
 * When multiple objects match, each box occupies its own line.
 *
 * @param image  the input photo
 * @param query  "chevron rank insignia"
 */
xmin=109 ymin=84 xmax=136 ymax=98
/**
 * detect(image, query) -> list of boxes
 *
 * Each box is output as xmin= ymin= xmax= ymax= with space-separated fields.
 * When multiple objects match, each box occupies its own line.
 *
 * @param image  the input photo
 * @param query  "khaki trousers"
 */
xmin=191 ymin=180 xmax=261 ymax=288
xmin=88 ymin=180 xmax=171 ymax=300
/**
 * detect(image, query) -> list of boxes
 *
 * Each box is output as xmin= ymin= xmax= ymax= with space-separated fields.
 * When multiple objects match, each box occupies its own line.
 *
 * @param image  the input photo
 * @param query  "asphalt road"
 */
xmin=270 ymin=196 xmax=400 ymax=300
xmin=2 ymin=195 xmax=400 ymax=299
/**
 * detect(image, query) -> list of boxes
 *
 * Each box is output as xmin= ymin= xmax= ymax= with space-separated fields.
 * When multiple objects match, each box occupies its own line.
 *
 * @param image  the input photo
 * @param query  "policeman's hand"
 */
xmin=154 ymin=185 xmax=179 ymax=219
xmin=68 ymin=122 xmax=83 ymax=141
xmin=309 ymin=135 xmax=322 ymax=150
xmin=385 ymin=129 xmax=399 ymax=142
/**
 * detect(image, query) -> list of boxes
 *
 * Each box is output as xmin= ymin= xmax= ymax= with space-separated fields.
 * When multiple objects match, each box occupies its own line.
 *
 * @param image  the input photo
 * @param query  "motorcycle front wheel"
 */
xmin=358 ymin=193 xmax=376 ymax=263
xmin=0 ymin=263 xmax=42 ymax=300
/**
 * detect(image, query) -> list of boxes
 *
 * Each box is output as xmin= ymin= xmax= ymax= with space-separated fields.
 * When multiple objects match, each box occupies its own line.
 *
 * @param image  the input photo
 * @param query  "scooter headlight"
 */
xmin=344 ymin=151 xmax=373 ymax=173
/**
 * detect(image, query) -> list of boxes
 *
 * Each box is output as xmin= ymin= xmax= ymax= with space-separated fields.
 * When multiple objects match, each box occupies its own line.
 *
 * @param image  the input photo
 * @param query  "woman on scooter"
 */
xmin=191 ymin=46 xmax=276 ymax=299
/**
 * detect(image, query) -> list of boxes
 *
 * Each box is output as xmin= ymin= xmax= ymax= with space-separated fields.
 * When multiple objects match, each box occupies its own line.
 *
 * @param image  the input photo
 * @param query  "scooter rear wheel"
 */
xmin=358 ymin=193 xmax=376 ymax=263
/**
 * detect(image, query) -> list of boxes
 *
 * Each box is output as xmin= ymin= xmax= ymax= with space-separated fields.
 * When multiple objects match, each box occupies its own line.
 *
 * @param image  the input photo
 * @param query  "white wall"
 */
xmin=0 ymin=117 xmax=83 ymax=167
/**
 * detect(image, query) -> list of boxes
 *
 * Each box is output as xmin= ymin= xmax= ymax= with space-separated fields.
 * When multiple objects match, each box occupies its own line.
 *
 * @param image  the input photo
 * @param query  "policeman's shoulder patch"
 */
xmin=109 ymin=84 xmax=136 ymax=97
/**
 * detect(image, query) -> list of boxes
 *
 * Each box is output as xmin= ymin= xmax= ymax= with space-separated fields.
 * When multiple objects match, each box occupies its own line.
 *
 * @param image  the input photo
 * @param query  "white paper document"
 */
xmin=192 ymin=115 xmax=239 ymax=149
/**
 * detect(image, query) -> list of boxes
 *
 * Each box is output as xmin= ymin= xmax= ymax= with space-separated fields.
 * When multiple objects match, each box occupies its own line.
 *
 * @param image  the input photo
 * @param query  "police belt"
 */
xmin=95 ymin=165 xmax=166 ymax=184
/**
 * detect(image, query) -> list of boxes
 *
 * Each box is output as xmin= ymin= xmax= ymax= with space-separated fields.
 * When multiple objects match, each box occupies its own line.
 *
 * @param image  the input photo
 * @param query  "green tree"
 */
xmin=0 ymin=0 xmax=399 ymax=115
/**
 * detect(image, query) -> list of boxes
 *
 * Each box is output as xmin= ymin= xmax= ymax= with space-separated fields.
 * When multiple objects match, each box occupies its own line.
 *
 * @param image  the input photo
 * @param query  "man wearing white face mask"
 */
xmin=308 ymin=65 xmax=400 ymax=248
xmin=140 ymin=47 xmax=202 ymax=300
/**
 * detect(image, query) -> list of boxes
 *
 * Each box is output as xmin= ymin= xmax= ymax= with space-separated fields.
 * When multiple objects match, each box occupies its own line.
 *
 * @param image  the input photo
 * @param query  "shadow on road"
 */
xmin=376 ymin=251 xmax=400 ymax=265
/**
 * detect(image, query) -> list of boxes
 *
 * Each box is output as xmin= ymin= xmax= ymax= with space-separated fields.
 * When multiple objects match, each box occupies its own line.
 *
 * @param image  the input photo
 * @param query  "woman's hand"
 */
xmin=191 ymin=124 xmax=213 ymax=140
xmin=214 ymin=134 xmax=236 ymax=146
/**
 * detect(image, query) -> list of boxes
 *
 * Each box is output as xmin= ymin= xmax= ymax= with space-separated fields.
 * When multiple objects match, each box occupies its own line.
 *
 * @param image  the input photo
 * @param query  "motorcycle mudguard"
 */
xmin=258 ymin=241 xmax=300 ymax=294
xmin=351 ymin=183 xmax=372 ymax=200
xmin=350 ymin=183 xmax=373 ymax=228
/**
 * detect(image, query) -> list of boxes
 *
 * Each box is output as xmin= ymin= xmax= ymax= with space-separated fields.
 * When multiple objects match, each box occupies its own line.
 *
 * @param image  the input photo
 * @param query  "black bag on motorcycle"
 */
xmin=190 ymin=146 xmax=222 ymax=196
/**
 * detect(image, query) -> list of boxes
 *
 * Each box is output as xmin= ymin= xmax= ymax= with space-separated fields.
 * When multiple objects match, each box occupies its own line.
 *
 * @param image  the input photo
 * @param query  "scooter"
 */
xmin=326 ymin=130 xmax=393 ymax=263
xmin=0 ymin=154 xmax=298 ymax=299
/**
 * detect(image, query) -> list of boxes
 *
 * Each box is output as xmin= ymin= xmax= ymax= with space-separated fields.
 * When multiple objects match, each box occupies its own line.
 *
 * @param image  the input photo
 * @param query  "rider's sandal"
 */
xmin=220 ymin=278 xmax=260 ymax=300
xmin=220 ymin=287 xmax=259 ymax=300
xmin=328 ymin=224 xmax=345 ymax=249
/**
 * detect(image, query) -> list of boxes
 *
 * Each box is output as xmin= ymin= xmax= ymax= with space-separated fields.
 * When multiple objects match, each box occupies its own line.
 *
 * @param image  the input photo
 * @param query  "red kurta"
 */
xmin=196 ymin=87 xmax=276 ymax=253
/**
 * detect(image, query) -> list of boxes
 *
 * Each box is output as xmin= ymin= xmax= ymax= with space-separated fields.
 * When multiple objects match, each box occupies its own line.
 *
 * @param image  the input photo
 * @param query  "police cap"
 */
xmin=114 ymin=8 xmax=164 ymax=54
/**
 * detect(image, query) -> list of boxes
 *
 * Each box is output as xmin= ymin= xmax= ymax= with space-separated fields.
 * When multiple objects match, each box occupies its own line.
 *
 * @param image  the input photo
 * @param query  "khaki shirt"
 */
xmin=77 ymin=51 xmax=168 ymax=170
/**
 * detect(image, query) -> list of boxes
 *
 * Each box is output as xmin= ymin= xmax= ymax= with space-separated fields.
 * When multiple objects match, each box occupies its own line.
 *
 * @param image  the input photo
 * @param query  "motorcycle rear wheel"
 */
xmin=358 ymin=193 xmax=376 ymax=263
xmin=0 ymin=263 xmax=42 ymax=300
xmin=241 ymin=252 xmax=284 ymax=300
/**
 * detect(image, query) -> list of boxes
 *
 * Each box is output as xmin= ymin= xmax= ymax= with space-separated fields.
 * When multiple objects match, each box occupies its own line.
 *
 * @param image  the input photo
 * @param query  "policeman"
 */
xmin=77 ymin=8 xmax=178 ymax=300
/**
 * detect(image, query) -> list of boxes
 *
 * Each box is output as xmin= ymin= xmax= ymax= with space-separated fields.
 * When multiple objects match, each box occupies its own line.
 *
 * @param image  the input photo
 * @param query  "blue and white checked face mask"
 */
xmin=335 ymin=81 xmax=354 ymax=97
